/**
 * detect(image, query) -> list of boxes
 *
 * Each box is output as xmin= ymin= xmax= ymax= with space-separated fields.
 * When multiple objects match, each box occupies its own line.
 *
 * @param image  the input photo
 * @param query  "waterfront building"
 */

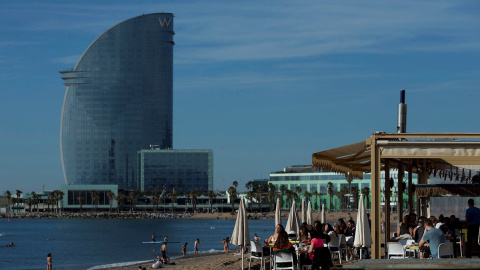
xmin=60 ymin=13 xmax=174 ymax=190
xmin=269 ymin=165 xmax=417 ymax=211
xmin=137 ymin=149 xmax=213 ymax=193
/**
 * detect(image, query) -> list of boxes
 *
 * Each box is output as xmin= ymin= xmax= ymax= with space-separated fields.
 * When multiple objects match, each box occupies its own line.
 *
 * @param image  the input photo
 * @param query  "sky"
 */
xmin=0 ymin=1 xmax=479 ymax=194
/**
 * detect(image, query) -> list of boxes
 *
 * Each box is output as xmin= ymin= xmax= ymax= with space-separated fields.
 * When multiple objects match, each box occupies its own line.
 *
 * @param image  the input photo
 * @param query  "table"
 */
xmin=405 ymin=245 xmax=429 ymax=258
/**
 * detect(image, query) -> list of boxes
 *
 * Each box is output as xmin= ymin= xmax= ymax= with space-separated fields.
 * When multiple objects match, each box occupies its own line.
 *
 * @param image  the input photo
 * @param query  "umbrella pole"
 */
xmin=240 ymin=245 xmax=244 ymax=269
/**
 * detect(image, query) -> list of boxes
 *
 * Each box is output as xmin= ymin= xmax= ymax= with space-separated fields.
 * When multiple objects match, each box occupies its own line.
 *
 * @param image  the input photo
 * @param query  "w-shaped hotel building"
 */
xmin=60 ymin=13 xmax=212 ymax=204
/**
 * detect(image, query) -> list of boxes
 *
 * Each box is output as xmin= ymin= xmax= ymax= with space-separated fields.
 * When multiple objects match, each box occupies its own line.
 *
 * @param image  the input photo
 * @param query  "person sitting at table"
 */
xmin=313 ymin=220 xmax=330 ymax=244
xmin=299 ymin=225 xmax=310 ymax=244
xmin=307 ymin=230 xmax=325 ymax=263
xmin=413 ymin=217 xmax=426 ymax=242
xmin=266 ymin=224 xmax=285 ymax=244
xmin=397 ymin=215 xmax=412 ymax=239
xmin=337 ymin=218 xmax=347 ymax=233
xmin=273 ymin=230 xmax=297 ymax=266
xmin=419 ymin=219 xmax=446 ymax=259
xmin=333 ymin=224 xmax=342 ymax=235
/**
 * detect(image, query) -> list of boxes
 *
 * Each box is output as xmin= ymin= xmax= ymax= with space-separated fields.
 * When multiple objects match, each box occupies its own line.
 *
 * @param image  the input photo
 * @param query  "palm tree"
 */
xmin=285 ymin=189 xmax=293 ymax=209
xmin=338 ymin=186 xmax=348 ymax=210
xmin=312 ymin=190 xmax=319 ymax=210
xmin=115 ymin=191 xmax=125 ymax=213
xmin=106 ymin=191 xmax=115 ymax=212
xmin=5 ymin=191 xmax=11 ymax=213
xmin=268 ymin=183 xmax=276 ymax=212
xmin=227 ymin=186 xmax=237 ymax=213
xmin=279 ymin=185 xmax=287 ymax=209
xmin=129 ymin=190 xmax=139 ymax=213
xmin=207 ymin=191 xmax=217 ymax=213
xmin=47 ymin=193 xmax=55 ymax=212
xmin=351 ymin=186 xmax=359 ymax=209
xmin=303 ymin=191 xmax=312 ymax=202
xmin=295 ymin=186 xmax=302 ymax=201
xmin=77 ymin=195 xmax=85 ymax=212
xmin=361 ymin=187 xmax=370 ymax=209
xmin=170 ymin=190 xmax=178 ymax=213
xmin=93 ymin=192 xmax=100 ymax=212
xmin=151 ymin=189 xmax=161 ymax=213
xmin=15 ymin=190 xmax=22 ymax=213
xmin=190 ymin=189 xmax=199 ymax=213
xmin=246 ymin=191 xmax=254 ymax=212
xmin=89 ymin=190 xmax=97 ymax=212
xmin=26 ymin=198 xmax=32 ymax=212
xmin=31 ymin=191 xmax=39 ymax=212
xmin=245 ymin=181 xmax=253 ymax=193
xmin=55 ymin=190 xmax=65 ymax=214
xmin=327 ymin=182 xmax=334 ymax=211
xmin=233 ymin=181 xmax=239 ymax=189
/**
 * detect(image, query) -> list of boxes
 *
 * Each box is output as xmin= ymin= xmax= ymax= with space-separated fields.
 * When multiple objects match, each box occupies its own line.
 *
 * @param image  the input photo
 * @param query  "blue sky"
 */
xmin=1 ymin=1 xmax=479 ymax=194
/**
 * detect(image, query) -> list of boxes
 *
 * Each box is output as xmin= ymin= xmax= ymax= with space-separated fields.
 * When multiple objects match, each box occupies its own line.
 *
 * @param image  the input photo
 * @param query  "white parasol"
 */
xmin=307 ymin=200 xmax=313 ymax=225
xmin=353 ymin=194 xmax=372 ymax=259
xmin=285 ymin=199 xmax=301 ymax=239
xmin=275 ymin=197 xmax=281 ymax=226
xmin=231 ymin=197 xmax=250 ymax=268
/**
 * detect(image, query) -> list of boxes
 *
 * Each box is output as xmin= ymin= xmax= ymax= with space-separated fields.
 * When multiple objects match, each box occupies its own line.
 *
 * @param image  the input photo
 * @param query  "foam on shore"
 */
xmin=87 ymin=260 xmax=153 ymax=270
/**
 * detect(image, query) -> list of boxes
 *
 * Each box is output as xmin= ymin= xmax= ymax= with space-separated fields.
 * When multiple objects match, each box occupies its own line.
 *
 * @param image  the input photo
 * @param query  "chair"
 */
xmin=273 ymin=251 xmax=295 ymax=270
xmin=328 ymin=235 xmax=341 ymax=264
xmin=339 ymin=234 xmax=348 ymax=262
xmin=455 ymin=229 xmax=464 ymax=257
xmin=404 ymin=239 xmax=416 ymax=257
xmin=438 ymin=242 xmax=454 ymax=258
xmin=387 ymin=242 xmax=405 ymax=259
xmin=249 ymin=241 xmax=267 ymax=270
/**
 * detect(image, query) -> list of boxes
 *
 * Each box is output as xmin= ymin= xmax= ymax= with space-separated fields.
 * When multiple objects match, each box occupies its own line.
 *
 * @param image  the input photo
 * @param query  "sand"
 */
xmin=104 ymin=210 xmax=400 ymax=270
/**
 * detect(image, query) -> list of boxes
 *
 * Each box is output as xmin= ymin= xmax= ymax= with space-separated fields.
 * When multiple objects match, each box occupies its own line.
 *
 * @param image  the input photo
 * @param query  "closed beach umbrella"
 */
xmin=307 ymin=200 xmax=313 ymax=225
xmin=231 ymin=197 xmax=250 ymax=269
xmin=286 ymin=199 xmax=301 ymax=239
xmin=275 ymin=197 xmax=281 ymax=226
xmin=353 ymin=194 xmax=372 ymax=258
xmin=301 ymin=199 xmax=306 ymax=224
xmin=321 ymin=204 xmax=326 ymax=224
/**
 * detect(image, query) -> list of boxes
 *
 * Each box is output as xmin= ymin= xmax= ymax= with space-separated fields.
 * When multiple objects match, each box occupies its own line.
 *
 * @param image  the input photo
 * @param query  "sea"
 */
xmin=0 ymin=217 xmax=273 ymax=270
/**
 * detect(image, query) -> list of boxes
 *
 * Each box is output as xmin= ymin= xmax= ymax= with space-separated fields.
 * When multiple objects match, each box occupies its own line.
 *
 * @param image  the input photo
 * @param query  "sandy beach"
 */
xmin=103 ymin=210 xmax=399 ymax=270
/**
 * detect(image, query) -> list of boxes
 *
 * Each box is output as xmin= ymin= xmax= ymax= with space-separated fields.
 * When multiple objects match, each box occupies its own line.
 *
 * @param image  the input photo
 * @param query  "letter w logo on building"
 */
xmin=158 ymin=18 xmax=171 ymax=28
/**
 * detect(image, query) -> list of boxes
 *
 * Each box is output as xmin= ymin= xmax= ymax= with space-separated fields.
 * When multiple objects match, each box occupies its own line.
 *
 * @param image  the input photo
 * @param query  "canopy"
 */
xmin=415 ymin=184 xmax=480 ymax=197
xmin=312 ymin=141 xmax=371 ymax=180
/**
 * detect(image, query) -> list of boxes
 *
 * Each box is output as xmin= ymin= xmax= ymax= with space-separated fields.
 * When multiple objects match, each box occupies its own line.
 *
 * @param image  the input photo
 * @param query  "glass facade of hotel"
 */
xmin=269 ymin=167 xmax=417 ymax=211
xmin=137 ymin=149 xmax=213 ymax=192
xmin=60 ymin=14 xmax=174 ymax=190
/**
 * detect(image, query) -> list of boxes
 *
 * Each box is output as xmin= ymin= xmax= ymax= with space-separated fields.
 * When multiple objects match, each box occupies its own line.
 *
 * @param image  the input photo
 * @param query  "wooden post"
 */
xmin=369 ymin=136 xmax=381 ymax=259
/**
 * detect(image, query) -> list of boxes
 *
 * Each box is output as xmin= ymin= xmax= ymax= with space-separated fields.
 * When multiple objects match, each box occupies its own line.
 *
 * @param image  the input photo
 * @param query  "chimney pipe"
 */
xmin=397 ymin=90 xmax=407 ymax=133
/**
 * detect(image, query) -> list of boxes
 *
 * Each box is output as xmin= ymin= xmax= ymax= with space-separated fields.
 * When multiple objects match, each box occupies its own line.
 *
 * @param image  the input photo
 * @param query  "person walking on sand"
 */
xmin=47 ymin=253 xmax=52 ymax=270
xmin=194 ymin=238 xmax=200 ymax=255
xmin=182 ymin=242 xmax=188 ymax=257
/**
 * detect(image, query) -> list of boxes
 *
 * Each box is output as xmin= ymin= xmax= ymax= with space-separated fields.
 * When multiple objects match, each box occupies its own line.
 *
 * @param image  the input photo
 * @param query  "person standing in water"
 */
xmin=194 ymin=238 xmax=200 ymax=255
xmin=47 ymin=253 xmax=52 ymax=270
xmin=182 ymin=242 xmax=188 ymax=257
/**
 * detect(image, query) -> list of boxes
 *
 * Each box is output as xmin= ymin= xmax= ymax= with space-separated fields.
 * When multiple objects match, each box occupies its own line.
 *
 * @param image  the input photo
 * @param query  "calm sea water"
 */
xmin=0 ymin=217 xmax=274 ymax=270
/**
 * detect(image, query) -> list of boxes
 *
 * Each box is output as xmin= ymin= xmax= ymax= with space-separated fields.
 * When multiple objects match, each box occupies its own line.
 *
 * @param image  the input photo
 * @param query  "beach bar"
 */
xmin=313 ymin=133 xmax=480 ymax=259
